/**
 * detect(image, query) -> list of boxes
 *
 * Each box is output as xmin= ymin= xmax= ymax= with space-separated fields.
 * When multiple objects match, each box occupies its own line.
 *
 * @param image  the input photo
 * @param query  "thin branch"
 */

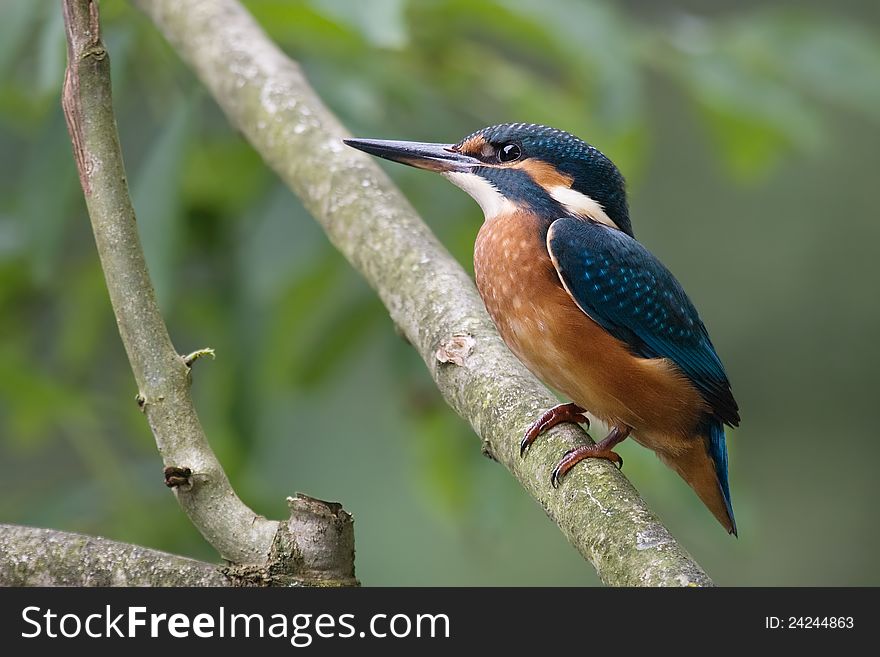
xmin=60 ymin=0 xmax=356 ymax=587
xmin=135 ymin=0 xmax=713 ymax=586
xmin=0 ymin=524 xmax=229 ymax=586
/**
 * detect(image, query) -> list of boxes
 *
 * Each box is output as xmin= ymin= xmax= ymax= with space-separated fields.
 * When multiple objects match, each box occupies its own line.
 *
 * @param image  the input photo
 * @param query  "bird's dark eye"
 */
xmin=498 ymin=143 xmax=521 ymax=163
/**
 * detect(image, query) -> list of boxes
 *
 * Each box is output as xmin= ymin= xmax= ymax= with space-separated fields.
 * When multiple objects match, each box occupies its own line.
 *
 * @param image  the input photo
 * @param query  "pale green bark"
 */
xmin=50 ymin=0 xmax=357 ymax=587
xmin=135 ymin=0 xmax=713 ymax=586
xmin=0 ymin=524 xmax=230 ymax=586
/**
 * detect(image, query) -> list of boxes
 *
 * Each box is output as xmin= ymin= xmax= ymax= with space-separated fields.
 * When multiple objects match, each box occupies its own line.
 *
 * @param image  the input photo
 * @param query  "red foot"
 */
xmin=520 ymin=403 xmax=589 ymax=456
xmin=550 ymin=426 xmax=631 ymax=488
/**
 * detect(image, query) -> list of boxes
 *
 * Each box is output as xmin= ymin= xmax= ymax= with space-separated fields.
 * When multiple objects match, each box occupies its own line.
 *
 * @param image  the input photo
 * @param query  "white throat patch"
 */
xmin=443 ymin=171 xmax=516 ymax=220
xmin=547 ymin=185 xmax=618 ymax=230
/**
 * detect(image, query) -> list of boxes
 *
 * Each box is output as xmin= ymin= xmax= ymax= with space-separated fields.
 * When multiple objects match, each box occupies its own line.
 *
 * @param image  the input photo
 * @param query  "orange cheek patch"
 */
xmin=513 ymin=159 xmax=574 ymax=189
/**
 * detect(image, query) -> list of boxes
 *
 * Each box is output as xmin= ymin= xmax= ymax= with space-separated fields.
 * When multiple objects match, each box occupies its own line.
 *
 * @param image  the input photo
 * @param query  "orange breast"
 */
xmin=474 ymin=211 xmax=707 ymax=449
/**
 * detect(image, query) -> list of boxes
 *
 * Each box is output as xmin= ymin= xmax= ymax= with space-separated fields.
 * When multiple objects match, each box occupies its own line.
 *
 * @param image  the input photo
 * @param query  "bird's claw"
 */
xmin=550 ymin=446 xmax=623 ymax=488
xmin=519 ymin=432 xmax=535 ymax=457
xmin=520 ymin=403 xmax=589 ymax=457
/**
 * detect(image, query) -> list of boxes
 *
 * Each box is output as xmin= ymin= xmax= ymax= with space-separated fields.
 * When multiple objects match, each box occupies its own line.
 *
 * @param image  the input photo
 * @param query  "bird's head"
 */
xmin=344 ymin=122 xmax=632 ymax=236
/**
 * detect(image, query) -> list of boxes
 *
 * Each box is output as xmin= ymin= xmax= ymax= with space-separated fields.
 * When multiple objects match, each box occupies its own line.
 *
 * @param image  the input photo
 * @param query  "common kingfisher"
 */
xmin=345 ymin=123 xmax=740 ymax=535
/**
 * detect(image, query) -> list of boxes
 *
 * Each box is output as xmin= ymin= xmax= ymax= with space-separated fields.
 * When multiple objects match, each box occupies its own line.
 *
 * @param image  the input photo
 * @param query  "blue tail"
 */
xmin=708 ymin=418 xmax=737 ymax=536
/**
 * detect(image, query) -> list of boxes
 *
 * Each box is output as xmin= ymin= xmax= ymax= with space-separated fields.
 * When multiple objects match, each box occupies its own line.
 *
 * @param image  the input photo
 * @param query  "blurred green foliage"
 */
xmin=2 ymin=0 xmax=879 ymax=585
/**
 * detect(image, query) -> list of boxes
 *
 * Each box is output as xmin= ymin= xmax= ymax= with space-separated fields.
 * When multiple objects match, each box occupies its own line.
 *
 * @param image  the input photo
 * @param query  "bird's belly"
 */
xmin=475 ymin=253 xmax=614 ymax=417
xmin=474 ymin=213 xmax=705 ymax=440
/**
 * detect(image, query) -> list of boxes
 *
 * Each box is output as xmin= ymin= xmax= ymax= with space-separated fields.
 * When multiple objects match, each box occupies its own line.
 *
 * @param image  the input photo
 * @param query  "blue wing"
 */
xmin=547 ymin=217 xmax=739 ymax=427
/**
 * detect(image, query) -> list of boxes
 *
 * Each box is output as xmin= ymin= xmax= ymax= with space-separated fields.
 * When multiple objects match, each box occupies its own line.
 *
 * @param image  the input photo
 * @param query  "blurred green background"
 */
xmin=2 ymin=0 xmax=879 ymax=586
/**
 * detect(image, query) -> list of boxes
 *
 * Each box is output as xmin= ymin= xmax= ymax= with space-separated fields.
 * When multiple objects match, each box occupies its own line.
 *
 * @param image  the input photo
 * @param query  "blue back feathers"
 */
xmin=547 ymin=218 xmax=739 ymax=532
xmin=547 ymin=217 xmax=740 ymax=428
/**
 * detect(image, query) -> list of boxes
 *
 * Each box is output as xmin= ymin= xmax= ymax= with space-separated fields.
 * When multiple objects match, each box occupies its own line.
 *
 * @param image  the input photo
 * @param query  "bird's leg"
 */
xmin=551 ymin=426 xmax=631 ymax=488
xmin=520 ymin=402 xmax=590 ymax=456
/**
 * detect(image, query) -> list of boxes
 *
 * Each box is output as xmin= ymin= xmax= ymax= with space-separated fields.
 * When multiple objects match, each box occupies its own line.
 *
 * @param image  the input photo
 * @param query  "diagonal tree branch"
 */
xmin=59 ymin=0 xmax=356 ymax=587
xmin=135 ymin=0 xmax=713 ymax=586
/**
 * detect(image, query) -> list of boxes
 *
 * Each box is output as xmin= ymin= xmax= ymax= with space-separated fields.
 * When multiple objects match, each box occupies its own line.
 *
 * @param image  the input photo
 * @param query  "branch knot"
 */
xmin=435 ymin=333 xmax=476 ymax=367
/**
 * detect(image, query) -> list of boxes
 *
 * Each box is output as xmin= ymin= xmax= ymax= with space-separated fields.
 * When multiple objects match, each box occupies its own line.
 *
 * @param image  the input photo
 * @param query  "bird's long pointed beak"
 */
xmin=343 ymin=138 xmax=480 ymax=173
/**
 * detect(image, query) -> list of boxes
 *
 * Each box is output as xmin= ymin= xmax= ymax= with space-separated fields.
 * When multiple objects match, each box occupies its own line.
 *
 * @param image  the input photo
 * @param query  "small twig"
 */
xmin=182 ymin=347 xmax=216 ymax=367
